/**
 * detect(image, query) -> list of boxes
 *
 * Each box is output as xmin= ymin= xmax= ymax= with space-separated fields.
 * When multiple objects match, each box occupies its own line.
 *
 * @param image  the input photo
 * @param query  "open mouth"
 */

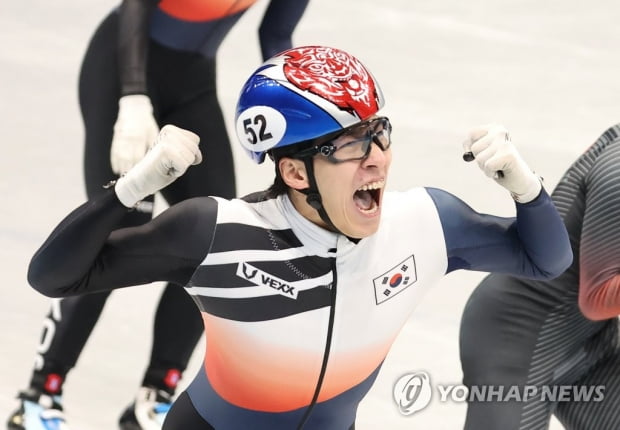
xmin=353 ymin=180 xmax=384 ymax=214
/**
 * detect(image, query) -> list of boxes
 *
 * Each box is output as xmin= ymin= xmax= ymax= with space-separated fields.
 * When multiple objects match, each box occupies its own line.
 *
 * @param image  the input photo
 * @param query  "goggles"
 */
xmin=294 ymin=117 xmax=392 ymax=163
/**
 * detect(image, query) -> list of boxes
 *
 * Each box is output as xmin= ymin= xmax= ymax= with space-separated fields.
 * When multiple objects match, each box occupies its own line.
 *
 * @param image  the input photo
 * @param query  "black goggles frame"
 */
xmin=292 ymin=116 xmax=392 ymax=163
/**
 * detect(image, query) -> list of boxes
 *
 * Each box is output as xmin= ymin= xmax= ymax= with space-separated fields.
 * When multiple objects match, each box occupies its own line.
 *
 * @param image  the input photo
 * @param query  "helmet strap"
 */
xmin=298 ymin=158 xmax=342 ymax=234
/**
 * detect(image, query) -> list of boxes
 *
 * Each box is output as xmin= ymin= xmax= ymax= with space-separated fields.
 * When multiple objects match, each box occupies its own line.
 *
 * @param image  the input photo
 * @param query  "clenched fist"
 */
xmin=115 ymin=125 xmax=202 ymax=208
xmin=463 ymin=124 xmax=542 ymax=203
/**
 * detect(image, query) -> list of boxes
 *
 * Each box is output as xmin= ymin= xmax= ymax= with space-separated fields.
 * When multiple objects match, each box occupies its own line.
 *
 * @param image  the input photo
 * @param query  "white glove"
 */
xmin=115 ymin=125 xmax=202 ymax=208
xmin=462 ymin=124 xmax=542 ymax=203
xmin=110 ymin=94 xmax=160 ymax=175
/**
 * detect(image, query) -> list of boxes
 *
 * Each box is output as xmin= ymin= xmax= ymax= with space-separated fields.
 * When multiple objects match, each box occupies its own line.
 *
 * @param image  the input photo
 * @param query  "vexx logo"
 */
xmin=236 ymin=262 xmax=297 ymax=299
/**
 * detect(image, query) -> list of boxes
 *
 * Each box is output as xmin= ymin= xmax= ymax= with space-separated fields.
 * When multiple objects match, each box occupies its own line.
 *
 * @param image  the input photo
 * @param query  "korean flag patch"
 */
xmin=373 ymin=256 xmax=417 ymax=305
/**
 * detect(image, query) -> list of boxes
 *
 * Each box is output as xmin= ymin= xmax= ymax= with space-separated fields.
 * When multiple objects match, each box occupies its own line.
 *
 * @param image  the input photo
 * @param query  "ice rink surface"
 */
xmin=2 ymin=0 xmax=620 ymax=428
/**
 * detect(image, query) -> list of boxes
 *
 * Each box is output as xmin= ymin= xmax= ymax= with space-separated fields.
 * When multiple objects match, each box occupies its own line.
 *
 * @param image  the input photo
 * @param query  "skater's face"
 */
xmin=282 ymin=117 xmax=393 ymax=238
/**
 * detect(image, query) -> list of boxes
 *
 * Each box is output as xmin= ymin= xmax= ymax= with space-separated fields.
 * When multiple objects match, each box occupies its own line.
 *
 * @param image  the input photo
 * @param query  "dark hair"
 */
xmin=266 ymin=168 xmax=288 ymax=198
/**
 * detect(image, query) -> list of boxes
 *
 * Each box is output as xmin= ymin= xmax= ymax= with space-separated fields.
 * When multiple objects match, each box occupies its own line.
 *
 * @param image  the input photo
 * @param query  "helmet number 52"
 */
xmin=243 ymin=115 xmax=273 ymax=145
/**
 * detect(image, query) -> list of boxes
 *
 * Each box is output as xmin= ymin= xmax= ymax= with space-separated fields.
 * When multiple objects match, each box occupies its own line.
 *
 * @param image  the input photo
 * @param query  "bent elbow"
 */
xmin=533 ymin=248 xmax=573 ymax=280
xmin=548 ymin=248 xmax=573 ymax=279
xmin=27 ymin=262 xmax=65 ymax=298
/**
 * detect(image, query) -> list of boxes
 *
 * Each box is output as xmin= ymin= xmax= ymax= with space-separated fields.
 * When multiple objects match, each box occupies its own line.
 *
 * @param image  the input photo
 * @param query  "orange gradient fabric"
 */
xmin=200 ymin=313 xmax=393 ymax=412
xmin=159 ymin=0 xmax=258 ymax=21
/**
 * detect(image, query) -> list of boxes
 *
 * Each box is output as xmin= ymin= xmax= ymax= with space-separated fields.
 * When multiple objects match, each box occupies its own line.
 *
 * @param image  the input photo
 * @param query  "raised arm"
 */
xmin=29 ymin=125 xmax=209 ymax=297
xmin=427 ymin=187 xmax=571 ymax=279
xmin=28 ymin=190 xmax=216 ymax=297
xmin=429 ymin=124 xmax=572 ymax=279
xmin=258 ymin=0 xmax=310 ymax=60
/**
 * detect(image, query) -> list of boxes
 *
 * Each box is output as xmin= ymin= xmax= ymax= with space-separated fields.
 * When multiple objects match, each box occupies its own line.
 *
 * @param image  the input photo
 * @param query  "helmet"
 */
xmin=235 ymin=46 xmax=385 ymax=164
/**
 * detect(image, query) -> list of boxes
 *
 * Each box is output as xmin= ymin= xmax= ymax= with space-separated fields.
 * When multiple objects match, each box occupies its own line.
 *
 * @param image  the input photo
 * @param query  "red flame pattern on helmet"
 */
xmin=283 ymin=46 xmax=379 ymax=120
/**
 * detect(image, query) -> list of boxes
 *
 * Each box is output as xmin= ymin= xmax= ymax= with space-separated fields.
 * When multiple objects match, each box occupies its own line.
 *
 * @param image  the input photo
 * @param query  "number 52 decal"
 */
xmin=243 ymin=115 xmax=272 ymax=145
xmin=236 ymin=106 xmax=286 ymax=152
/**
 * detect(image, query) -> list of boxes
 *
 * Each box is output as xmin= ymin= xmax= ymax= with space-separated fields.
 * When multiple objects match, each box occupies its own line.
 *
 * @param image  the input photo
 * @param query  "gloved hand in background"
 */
xmin=110 ymin=94 xmax=160 ymax=175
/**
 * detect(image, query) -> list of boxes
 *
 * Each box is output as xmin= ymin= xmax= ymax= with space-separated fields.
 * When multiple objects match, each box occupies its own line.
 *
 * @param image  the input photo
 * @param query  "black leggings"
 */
xmin=30 ymin=11 xmax=236 ymax=395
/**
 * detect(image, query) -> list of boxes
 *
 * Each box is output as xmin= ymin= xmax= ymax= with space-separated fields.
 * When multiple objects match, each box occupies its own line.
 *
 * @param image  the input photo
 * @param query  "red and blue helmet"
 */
xmin=235 ymin=46 xmax=386 ymax=164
